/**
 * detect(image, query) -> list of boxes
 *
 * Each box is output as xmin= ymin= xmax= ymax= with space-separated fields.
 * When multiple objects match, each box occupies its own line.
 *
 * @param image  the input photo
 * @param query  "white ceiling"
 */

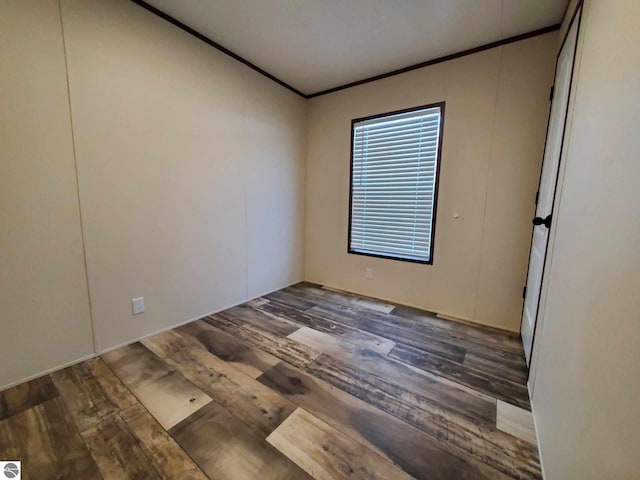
xmin=142 ymin=0 xmax=569 ymax=95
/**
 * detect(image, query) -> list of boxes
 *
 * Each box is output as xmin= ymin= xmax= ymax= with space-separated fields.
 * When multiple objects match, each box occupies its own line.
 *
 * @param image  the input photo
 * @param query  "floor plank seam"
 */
xmin=1 ymin=282 xmax=540 ymax=480
xmin=206 ymin=306 xmax=538 ymax=476
xmin=261 ymin=298 xmax=531 ymax=409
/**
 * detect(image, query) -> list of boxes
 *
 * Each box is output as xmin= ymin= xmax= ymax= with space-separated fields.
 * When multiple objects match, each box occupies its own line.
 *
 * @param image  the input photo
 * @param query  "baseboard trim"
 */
xmin=1 ymin=279 xmax=304 ymax=392
xmin=1 ymin=353 xmax=96 ymax=392
xmin=528 ymin=382 xmax=546 ymax=478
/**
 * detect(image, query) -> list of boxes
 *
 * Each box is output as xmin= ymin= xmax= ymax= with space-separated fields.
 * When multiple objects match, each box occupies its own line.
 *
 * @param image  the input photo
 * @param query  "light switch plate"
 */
xmin=131 ymin=297 xmax=145 ymax=315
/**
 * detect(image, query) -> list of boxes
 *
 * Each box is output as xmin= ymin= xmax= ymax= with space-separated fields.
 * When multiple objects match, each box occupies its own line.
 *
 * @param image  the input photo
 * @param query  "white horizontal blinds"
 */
xmin=350 ymin=106 xmax=442 ymax=262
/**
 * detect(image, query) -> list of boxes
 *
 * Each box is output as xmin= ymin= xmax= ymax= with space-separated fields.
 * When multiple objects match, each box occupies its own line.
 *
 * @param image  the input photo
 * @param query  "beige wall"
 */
xmin=61 ymin=0 xmax=307 ymax=352
xmin=305 ymin=33 xmax=557 ymax=331
xmin=1 ymin=0 xmax=306 ymax=388
xmin=0 ymin=0 xmax=94 ymax=388
xmin=531 ymin=0 xmax=640 ymax=478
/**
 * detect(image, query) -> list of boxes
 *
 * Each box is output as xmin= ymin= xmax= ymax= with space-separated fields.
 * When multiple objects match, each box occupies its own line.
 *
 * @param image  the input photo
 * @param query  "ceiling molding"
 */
xmin=130 ymin=0 xmax=559 ymax=100
xmin=130 ymin=0 xmax=307 ymax=98
xmin=307 ymin=24 xmax=560 ymax=98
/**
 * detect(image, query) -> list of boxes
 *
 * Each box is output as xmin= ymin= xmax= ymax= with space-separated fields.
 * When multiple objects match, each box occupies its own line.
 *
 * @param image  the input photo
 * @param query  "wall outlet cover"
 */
xmin=131 ymin=297 xmax=145 ymax=315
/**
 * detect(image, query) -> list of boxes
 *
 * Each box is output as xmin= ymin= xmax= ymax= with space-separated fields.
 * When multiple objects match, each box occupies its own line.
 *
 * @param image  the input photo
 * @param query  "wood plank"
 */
xmin=298 ymin=298 xmax=528 ymax=408
xmin=288 ymin=283 xmax=390 ymax=311
xmin=82 ymin=413 xmax=159 ymax=479
xmin=246 ymin=297 xmax=270 ymax=308
xmin=264 ymin=289 xmax=318 ymax=311
xmin=170 ymin=401 xmax=311 ymax=480
xmin=496 ymin=400 xmax=538 ymax=445
xmin=389 ymin=343 xmax=531 ymax=409
xmin=220 ymin=304 xmax=301 ymax=337
xmin=102 ymin=342 xmax=171 ymax=384
xmin=0 ymin=284 xmax=542 ymax=480
xmin=353 ymin=348 xmax=498 ymax=425
xmin=129 ymin=376 xmax=212 ymax=430
xmin=288 ymin=326 xmax=378 ymax=357
xmin=119 ymin=403 xmax=208 ymax=480
xmin=398 ymin=305 xmax=524 ymax=352
xmin=384 ymin=350 xmax=497 ymax=421
xmin=178 ymin=320 xmax=280 ymax=379
xmin=211 ymin=306 xmax=493 ymax=425
xmin=307 ymin=353 xmax=541 ymax=480
xmin=102 ymin=343 xmax=212 ymax=430
xmin=287 ymin=327 xmax=394 ymax=356
xmin=267 ymin=408 xmax=416 ymax=480
xmin=292 ymin=282 xmax=524 ymax=357
xmin=181 ymin=319 xmax=496 ymax=451
xmin=292 ymin=282 xmax=525 ymax=363
xmin=0 ymin=397 xmax=102 ymax=479
xmin=51 ymin=358 xmax=137 ymax=432
xmin=259 ymin=300 xmax=397 ymax=355
xmin=309 ymin=301 xmax=525 ymax=368
xmin=208 ymin=311 xmax=492 ymax=424
xmin=464 ymin=351 xmax=529 ymax=384
xmin=392 ymin=306 xmax=529 ymax=379
xmin=351 ymin=298 xmax=395 ymax=313
xmin=0 ymin=419 xmax=19 ymax=463
xmin=142 ymin=329 xmax=296 ymax=437
xmin=206 ymin=313 xmax=320 ymax=369
xmin=401 ymin=362 xmax=498 ymax=404
xmin=258 ymin=361 xmax=511 ymax=480
xmin=290 ymin=282 xmax=397 ymax=314
xmin=0 ymin=375 xmax=59 ymax=421
xmin=299 ymin=302 xmax=472 ymax=363
xmin=322 ymin=285 xmax=397 ymax=313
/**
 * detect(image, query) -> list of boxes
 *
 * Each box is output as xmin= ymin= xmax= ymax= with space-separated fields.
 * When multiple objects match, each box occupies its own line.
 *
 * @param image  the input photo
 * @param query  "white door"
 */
xmin=521 ymin=15 xmax=580 ymax=365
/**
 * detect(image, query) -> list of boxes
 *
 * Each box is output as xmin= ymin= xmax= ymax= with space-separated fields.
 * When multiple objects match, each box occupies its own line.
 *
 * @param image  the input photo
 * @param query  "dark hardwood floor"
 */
xmin=0 ymin=282 xmax=539 ymax=479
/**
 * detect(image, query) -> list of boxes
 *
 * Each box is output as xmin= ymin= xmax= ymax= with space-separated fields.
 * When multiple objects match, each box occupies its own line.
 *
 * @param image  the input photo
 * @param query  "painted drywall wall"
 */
xmin=60 ymin=0 xmax=307 ymax=352
xmin=531 ymin=0 xmax=640 ymax=477
xmin=305 ymin=33 xmax=557 ymax=331
xmin=0 ymin=0 xmax=94 ymax=388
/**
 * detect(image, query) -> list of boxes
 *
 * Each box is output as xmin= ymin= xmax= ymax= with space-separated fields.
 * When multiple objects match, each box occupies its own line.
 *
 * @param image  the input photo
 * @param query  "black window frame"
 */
xmin=347 ymin=102 xmax=445 ymax=265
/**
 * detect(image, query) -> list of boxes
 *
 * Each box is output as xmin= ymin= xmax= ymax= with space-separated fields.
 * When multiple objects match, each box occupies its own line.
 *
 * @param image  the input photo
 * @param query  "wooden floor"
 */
xmin=0 ymin=282 xmax=540 ymax=479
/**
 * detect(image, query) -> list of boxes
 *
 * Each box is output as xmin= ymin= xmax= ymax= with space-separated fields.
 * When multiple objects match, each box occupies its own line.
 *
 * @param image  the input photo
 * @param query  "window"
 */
xmin=348 ymin=103 xmax=444 ymax=264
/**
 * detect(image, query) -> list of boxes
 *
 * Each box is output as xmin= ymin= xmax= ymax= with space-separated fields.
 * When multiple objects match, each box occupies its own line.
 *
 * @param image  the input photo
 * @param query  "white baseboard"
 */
xmin=528 ymin=381 xmax=546 ymax=479
xmin=1 ymin=278 xmax=305 ymax=392
xmin=0 ymin=353 xmax=96 ymax=392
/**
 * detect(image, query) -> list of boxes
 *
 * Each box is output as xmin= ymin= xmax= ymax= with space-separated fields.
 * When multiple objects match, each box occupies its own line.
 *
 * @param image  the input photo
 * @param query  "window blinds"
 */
xmin=349 ymin=105 xmax=443 ymax=263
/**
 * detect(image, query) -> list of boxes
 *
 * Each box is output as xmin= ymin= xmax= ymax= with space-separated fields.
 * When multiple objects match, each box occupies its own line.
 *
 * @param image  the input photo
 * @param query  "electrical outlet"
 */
xmin=366 ymin=268 xmax=374 ymax=280
xmin=131 ymin=297 xmax=145 ymax=315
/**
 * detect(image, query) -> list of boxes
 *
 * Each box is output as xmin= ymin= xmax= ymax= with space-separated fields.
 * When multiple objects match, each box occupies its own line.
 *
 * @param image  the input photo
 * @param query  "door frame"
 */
xmin=521 ymin=1 xmax=584 ymax=378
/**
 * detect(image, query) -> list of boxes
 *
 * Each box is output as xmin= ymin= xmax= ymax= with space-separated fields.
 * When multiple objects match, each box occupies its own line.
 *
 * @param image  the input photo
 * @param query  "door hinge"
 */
xmin=523 ymin=286 xmax=527 ymax=299
xmin=535 ymin=190 xmax=539 ymax=205
xmin=549 ymin=85 xmax=555 ymax=102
